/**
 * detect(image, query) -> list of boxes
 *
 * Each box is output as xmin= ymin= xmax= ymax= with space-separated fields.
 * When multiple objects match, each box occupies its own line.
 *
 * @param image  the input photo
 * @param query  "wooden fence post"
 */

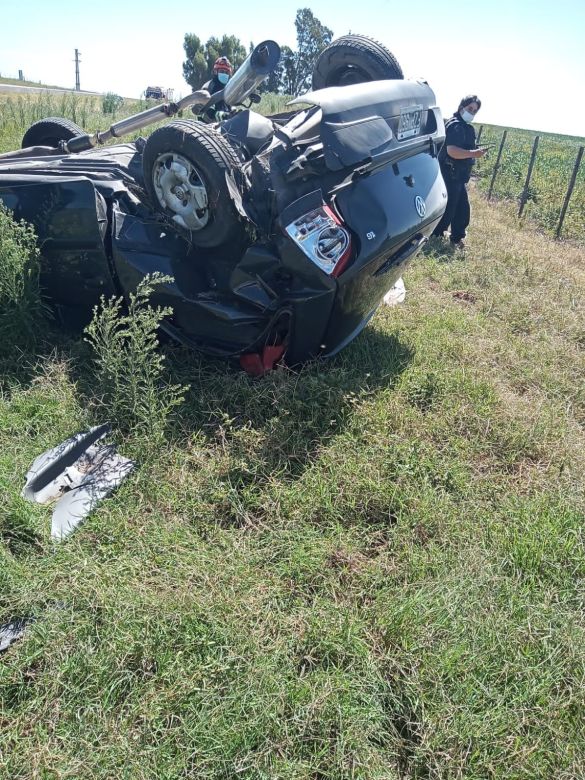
xmin=556 ymin=145 xmax=584 ymax=239
xmin=488 ymin=130 xmax=507 ymax=201
xmin=518 ymin=135 xmax=540 ymax=217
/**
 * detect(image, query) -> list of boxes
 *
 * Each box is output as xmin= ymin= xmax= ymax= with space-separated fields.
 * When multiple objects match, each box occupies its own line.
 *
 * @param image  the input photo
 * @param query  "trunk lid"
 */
xmin=289 ymin=78 xmax=445 ymax=171
xmin=287 ymin=79 xmax=447 ymax=356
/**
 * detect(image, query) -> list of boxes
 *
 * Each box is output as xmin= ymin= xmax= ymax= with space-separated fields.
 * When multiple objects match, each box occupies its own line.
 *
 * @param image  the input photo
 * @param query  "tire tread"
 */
xmin=21 ymin=117 xmax=84 ymax=148
xmin=312 ymin=34 xmax=403 ymax=90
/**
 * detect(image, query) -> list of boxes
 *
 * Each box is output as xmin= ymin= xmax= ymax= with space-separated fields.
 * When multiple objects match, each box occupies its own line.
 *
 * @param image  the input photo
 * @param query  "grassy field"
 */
xmin=0 ymin=93 xmax=150 ymax=153
xmin=1 ymin=165 xmax=585 ymax=778
xmin=0 ymin=91 xmax=293 ymax=155
xmin=474 ymin=124 xmax=585 ymax=241
xmin=1 ymin=92 xmax=585 ymax=777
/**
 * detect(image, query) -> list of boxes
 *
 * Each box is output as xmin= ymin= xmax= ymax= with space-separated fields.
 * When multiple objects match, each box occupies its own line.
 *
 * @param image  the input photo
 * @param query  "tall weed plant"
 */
xmin=84 ymin=273 xmax=187 ymax=442
xmin=102 ymin=92 xmax=124 ymax=115
xmin=0 ymin=203 xmax=43 ymax=355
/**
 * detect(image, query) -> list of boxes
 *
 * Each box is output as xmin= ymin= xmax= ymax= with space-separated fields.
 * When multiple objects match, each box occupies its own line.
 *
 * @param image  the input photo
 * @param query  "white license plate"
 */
xmin=397 ymin=105 xmax=423 ymax=140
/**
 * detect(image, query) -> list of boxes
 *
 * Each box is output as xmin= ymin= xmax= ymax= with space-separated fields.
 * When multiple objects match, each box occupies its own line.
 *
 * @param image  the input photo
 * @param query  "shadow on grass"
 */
xmin=0 ymin=289 xmax=99 ymax=392
xmin=421 ymin=235 xmax=463 ymax=262
xmin=164 ymin=326 xmax=413 ymax=489
xmin=0 ymin=500 xmax=44 ymax=559
xmin=3 ymin=303 xmax=413 ymax=502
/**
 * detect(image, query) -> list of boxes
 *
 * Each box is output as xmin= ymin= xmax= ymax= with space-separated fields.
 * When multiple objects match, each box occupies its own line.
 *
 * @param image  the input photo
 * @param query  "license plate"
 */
xmin=397 ymin=105 xmax=423 ymax=140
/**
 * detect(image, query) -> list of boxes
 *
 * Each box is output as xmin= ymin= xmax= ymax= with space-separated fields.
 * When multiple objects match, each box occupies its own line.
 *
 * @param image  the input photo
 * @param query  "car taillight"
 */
xmin=284 ymin=204 xmax=352 ymax=277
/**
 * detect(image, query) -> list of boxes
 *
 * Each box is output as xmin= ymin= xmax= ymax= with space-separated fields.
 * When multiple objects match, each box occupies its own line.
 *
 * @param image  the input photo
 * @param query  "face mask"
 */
xmin=461 ymin=109 xmax=475 ymax=123
xmin=217 ymin=72 xmax=230 ymax=86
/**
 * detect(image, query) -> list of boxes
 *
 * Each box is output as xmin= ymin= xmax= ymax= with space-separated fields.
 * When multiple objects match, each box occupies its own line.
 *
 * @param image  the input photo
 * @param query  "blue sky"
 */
xmin=1 ymin=0 xmax=584 ymax=136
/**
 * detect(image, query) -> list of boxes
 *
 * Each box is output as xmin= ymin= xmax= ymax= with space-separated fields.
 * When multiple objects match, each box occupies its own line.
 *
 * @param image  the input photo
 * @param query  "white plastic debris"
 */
xmin=0 ymin=618 xmax=33 ymax=653
xmin=383 ymin=277 xmax=406 ymax=306
xmin=22 ymin=424 xmax=135 ymax=540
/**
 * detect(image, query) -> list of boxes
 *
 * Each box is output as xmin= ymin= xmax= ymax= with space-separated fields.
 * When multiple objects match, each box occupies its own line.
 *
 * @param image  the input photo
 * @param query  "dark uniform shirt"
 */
xmin=201 ymin=76 xmax=230 ymax=122
xmin=438 ymin=112 xmax=477 ymax=183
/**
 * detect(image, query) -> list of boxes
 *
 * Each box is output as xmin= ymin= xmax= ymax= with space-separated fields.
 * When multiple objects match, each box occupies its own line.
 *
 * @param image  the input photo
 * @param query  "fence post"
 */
xmin=556 ymin=145 xmax=584 ymax=239
xmin=518 ymin=135 xmax=540 ymax=217
xmin=476 ymin=125 xmax=483 ymax=145
xmin=488 ymin=130 xmax=507 ymax=201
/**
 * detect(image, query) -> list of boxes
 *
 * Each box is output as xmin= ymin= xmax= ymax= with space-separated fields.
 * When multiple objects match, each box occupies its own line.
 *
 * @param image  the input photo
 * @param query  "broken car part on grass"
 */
xmin=1 ymin=429 xmax=132 ymax=655
xmin=0 ymin=617 xmax=34 ymax=653
xmin=22 ymin=423 xmax=135 ymax=540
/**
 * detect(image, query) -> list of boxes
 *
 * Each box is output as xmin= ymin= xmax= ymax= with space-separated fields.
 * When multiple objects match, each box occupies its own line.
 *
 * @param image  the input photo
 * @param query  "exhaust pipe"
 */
xmin=64 ymin=90 xmax=213 ymax=153
xmin=223 ymin=40 xmax=281 ymax=106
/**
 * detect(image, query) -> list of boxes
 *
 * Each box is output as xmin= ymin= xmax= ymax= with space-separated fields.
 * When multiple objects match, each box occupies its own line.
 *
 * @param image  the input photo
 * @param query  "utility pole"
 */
xmin=74 ymin=49 xmax=81 ymax=91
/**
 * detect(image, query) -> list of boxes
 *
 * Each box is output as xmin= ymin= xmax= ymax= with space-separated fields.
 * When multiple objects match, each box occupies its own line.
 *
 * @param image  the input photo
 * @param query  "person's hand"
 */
xmin=472 ymin=147 xmax=488 ymax=158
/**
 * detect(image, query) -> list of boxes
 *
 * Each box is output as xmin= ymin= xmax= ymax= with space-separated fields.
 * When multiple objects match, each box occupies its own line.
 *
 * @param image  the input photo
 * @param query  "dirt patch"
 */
xmin=452 ymin=289 xmax=477 ymax=304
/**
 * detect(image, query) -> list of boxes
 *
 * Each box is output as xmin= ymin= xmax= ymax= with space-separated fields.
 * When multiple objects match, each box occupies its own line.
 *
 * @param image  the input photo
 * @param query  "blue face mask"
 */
xmin=217 ymin=72 xmax=230 ymax=86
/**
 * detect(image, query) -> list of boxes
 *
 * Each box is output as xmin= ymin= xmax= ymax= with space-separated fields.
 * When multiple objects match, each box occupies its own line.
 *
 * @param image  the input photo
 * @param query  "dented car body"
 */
xmin=0 ymin=37 xmax=446 ymax=370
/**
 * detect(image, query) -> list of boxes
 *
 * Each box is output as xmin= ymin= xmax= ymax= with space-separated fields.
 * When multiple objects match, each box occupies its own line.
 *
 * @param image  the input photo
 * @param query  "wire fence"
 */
xmin=472 ymin=124 xmax=585 ymax=242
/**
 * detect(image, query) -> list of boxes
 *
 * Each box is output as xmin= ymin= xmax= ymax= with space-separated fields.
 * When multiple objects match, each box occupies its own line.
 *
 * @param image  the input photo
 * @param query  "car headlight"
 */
xmin=284 ymin=204 xmax=352 ymax=277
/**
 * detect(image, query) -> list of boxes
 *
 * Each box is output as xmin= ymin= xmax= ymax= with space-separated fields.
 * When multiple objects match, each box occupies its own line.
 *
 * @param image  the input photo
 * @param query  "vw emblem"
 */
xmin=414 ymin=195 xmax=426 ymax=218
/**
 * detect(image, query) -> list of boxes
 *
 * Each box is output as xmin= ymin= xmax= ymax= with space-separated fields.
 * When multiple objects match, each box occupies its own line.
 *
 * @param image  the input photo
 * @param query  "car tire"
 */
xmin=312 ymin=34 xmax=403 ymax=90
xmin=142 ymin=119 xmax=246 ymax=248
xmin=21 ymin=117 xmax=84 ymax=149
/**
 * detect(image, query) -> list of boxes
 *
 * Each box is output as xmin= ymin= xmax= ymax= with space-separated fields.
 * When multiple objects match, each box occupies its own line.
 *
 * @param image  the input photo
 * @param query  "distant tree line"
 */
xmin=182 ymin=8 xmax=333 ymax=96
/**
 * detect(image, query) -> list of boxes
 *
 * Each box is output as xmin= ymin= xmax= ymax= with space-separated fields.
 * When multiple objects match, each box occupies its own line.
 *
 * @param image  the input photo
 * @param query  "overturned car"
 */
xmin=0 ymin=35 xmax=447 ymax=372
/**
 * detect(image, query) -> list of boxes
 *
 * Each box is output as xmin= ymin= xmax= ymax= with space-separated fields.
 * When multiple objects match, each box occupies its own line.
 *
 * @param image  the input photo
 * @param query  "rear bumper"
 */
xmin=299 ymin=152 xmax=445 ymax=358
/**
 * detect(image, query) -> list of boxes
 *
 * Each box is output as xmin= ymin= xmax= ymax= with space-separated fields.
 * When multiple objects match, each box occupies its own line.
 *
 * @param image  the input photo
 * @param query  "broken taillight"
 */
xmin=284 ymin=204 xmax=352 ymax=277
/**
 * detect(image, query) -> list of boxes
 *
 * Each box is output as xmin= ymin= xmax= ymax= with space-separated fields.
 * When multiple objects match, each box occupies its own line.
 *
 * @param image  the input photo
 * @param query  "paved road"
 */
xmin=0 ymin=83 xmax=100 ymax=96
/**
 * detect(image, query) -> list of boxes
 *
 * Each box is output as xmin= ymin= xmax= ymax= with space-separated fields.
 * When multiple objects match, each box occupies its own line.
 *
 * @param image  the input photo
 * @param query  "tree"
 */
xmin=205 ymin=35 xmax=247 ymax=74
xmin=182 ymin=34 xmax=208 ymax=91
xmin=279 ymin=46 xmax=297 ymax=96
xmin=182 ymin=11 xmax=332 ymax=96
xmin=286 ymin=8 xmax=333 ymax=95
xmin=182 ymin=34 xmax=247 ymax=91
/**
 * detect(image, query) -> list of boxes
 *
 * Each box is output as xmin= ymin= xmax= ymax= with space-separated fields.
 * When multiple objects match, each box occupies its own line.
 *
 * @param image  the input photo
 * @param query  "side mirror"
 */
xmin=249 ymin=93 xmax=261 ymax=104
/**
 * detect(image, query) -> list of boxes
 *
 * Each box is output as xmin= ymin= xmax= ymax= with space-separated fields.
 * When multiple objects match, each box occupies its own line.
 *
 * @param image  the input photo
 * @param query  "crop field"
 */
xmin=0 ymin=93 xmax=154 ymax=153
xmin=0 ymin=91 xmax=294 ymax=155
xmin=474 ymin=124 xmax=585 ymax=241
xmin=1 ymin=93 xmax=585 ymax=778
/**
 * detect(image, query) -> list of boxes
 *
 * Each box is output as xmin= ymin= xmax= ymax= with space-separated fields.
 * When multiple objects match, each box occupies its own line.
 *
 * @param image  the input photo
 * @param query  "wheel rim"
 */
xmin=151 ymin=152 xmax=209 ymax=231
xmin=329 ymin=65 xmax=373 ymax=86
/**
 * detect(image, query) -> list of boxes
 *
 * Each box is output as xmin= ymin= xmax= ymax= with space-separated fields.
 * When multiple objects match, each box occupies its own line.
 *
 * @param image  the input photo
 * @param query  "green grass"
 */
xmin=0 ymin=202 xmax=43 ymax=354
xmin=0 ymin=93 xmax=153 ymax=154
xmin=1 ymin=183 xmax=585 ymax=778
xmin=474 ymin=123 xmax=585 ymax=241
xmin=0 ymin=91 xmax=296 ymax=156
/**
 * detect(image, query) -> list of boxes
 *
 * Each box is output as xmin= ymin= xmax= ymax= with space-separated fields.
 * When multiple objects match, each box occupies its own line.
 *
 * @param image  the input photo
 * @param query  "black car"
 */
xmin=0 ymin=36 xmax=446 ymax=374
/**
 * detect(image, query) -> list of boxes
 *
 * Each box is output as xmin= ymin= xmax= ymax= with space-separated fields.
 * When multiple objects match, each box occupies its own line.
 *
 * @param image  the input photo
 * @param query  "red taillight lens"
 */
xmin=284 ymin=203 xmax=352 ymax=277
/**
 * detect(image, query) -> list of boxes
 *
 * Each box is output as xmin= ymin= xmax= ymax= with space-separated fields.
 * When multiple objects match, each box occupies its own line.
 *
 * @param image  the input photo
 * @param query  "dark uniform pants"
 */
xmin=432 ymin=171 xmax=470 ymax=243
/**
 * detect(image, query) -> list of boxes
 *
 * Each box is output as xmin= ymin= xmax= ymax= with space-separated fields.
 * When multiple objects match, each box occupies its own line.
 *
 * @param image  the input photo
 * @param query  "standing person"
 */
xmin=196 ymin=56 xmax=234 ymax=122
xmin=432 ymin=95 xmax=487 ymax=248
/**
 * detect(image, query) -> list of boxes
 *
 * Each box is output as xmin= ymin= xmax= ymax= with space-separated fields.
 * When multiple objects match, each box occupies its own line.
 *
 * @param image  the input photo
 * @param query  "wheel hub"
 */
xmin=151 ymin=152 xmax=209 ymax=231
